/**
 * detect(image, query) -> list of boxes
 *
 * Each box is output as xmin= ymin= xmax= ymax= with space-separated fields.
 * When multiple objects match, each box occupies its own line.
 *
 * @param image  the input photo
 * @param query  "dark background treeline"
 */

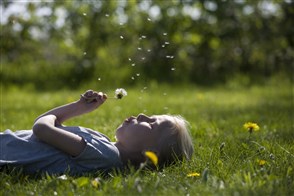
xmin=1 ymin=0 xmax=293 ymax=90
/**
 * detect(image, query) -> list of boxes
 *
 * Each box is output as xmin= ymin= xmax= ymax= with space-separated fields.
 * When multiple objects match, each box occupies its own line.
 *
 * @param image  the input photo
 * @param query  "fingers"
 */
xmin=85 ymin=90 xmax=94 ymax=96
xmin=82 ymin=90 xmax=107 ymax=103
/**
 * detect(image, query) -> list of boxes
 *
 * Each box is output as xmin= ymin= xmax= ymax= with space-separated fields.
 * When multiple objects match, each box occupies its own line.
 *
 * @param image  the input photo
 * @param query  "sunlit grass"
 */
xmin=1 ymin=82 xmax=293 ymax=195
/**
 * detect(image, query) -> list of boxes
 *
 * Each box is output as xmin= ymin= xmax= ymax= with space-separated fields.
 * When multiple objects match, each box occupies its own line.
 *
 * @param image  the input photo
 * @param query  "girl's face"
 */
xmin=115 ymin=114 xmax=171 ymax=152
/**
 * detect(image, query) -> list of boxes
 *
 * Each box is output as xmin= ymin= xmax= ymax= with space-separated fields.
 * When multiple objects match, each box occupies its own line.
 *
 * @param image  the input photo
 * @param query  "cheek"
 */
xmin=115 ymin=126 xmax=125 ymax=141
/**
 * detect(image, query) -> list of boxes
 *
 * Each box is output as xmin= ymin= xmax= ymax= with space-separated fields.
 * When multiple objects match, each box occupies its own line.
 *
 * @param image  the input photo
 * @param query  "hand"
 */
xmin=79 ymin=90 xmax=108 ymax=111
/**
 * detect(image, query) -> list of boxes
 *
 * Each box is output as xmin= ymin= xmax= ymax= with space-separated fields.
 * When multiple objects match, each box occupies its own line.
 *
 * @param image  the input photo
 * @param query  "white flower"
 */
xmin=115 ymin=88 xmax=127 ymax=99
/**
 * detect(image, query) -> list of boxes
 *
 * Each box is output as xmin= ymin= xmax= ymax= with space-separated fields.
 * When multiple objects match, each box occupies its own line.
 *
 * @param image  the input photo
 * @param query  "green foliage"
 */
xmin=1 ymin=81 xmax=293 ymax=195
xmin=1 ymin=1 xmax=293 ymax=90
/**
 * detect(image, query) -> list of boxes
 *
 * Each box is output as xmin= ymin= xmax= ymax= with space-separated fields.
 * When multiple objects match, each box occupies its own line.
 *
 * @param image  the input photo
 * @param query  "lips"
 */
xmin=125 ymin=116 xmax=136 ymax=123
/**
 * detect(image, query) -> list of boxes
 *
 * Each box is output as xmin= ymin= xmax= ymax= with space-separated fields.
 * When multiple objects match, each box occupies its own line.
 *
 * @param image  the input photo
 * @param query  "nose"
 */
xmin=137 ymin=113 xmax=150 ymax=121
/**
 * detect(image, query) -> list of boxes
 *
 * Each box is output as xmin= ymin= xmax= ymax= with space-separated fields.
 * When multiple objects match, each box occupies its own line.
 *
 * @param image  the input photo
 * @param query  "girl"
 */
xmin=0 ymin=90 xmax=194 ymax=175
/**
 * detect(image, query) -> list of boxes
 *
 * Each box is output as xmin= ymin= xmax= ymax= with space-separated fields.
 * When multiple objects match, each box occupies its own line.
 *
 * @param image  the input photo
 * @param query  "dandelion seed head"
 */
xmin=115 ymin=88 xmax=127 ymax=99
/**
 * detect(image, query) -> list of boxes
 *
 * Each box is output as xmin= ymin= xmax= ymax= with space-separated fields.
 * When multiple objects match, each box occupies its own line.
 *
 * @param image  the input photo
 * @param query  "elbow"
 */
xmin=32 ymin=122 xmax=48 ymax=138
xmin=33 ymin=115 xmax=56 ymax=137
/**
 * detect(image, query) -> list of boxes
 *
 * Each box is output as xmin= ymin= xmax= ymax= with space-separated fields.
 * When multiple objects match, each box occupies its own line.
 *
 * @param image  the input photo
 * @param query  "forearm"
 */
xmin=35 ymin=101 xmax=86 ymax=124
xmin=35 ymin=90 xmax=107 ymax=124
xmin=33 ymin=115 xmax=86 ymax=156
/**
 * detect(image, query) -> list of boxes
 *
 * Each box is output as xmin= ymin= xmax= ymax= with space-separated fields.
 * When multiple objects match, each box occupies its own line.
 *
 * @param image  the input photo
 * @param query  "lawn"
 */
xmin=1 ymin=80 xmax=293 ymax=195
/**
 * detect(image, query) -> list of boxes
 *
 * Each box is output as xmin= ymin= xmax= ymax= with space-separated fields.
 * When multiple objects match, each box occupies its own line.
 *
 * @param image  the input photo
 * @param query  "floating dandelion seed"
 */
xmin=141 ymin=35 xmax=146 ymax=39
xmin=147 ymin=49 xmax=151 ymax=52
xmin=131 ymin=63 xmax=136 ymax=67
xmin=120 ymin=35 xmax=124 ymax=39
xmin=147 ymin=18 xmax=151 ymax=21
xmin=83 ymin=13 xmax=87 ymax=16
xmin=163 ymin=32 xmax=168 ymax=36
xmin=83 ymin=52 xmax=87 ymax=55
xmin=128 ymin=58 xmax=132 ymax=61
xmin=171 ymin=67 xmax=176 ymax=71
xmin=105 ymin=14 xmax=109 ymax=17
xmin=165 ymin=42 xmax=170 ymax=45
xmin=162 ymin=45 xmax=165 ymax=48
xmin=136 ymin=73 xmax=140 ymax=76
xmin=138 ymin=47 xmax=142 ymax=50
xmin=97 ymin=77 xmax=101 ymax=81
xmin=144 ymin=151 xmax=158 ymax=166
xmin=141 ymin=57 xmax=145 ymax=60
xmin=115 ymin=88 xmax=127 ymax=99
xmin=131 ymin=76 xmax=135 ymax=80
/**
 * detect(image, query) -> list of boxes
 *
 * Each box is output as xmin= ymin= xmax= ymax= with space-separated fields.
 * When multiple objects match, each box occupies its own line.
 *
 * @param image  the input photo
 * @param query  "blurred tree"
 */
xmin=0 ymin=0 xmax=293 ymax=89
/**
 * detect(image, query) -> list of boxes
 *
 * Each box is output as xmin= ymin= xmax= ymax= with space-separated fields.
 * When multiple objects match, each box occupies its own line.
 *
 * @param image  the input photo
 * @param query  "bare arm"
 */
xmin=35 ymin=90 xmax=108 ymax=125
xmin=33 ymin=90 xmax=107 ymax=156
xmin=33 ymin=115 xmax=86 ymax=156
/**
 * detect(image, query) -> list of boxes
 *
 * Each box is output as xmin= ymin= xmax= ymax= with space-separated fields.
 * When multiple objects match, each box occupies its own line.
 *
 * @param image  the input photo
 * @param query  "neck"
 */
xmin=114 ymin=142 xmax=144 ymax=167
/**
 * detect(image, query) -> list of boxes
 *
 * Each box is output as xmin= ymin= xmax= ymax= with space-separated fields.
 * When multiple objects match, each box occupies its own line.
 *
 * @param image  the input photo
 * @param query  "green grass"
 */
xmin=1 ymin=81 xmax=293 ymax=195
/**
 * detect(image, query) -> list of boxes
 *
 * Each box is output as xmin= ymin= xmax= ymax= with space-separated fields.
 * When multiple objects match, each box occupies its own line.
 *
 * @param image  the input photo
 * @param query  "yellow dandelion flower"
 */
xmin=144 ymin=151 xmax=158 ymax=166
xmin=258 ymin=159 xmax=266 ymax=166
xmin=91 ymin=178 xmax=100 ymax=188
xmin=243 ymin=122 xmax=260 ymax=133
xmin=187 ymin=172 xmax=201 ymax=177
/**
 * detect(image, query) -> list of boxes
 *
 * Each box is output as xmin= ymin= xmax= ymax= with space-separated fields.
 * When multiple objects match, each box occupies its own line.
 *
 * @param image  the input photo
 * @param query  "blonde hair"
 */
xmin=157 ymin=115 xmax=194 ymax=167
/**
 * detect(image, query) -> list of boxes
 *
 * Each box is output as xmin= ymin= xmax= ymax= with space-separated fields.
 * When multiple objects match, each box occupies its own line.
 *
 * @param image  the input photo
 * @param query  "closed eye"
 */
xmin=149 ymin=121 xmax=157 ymax=129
